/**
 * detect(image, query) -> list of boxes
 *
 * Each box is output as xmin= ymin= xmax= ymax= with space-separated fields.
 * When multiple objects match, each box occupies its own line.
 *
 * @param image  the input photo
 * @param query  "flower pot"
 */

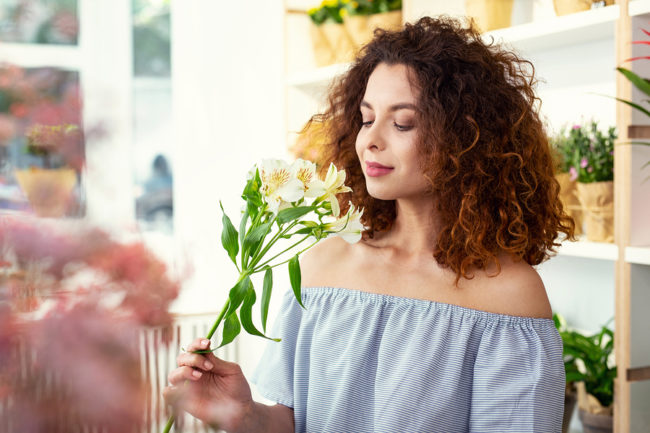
xmin=343 ymin=14 xmax=372 ymax=49
xmin=556 ymin=173 xmax=583 ymax=236
xmin=465 ymin=0 xmax=514 ymax=32
xmin=562 ymin=384 xmax=578 ymax=433
xmin=553 ymin=0 xmax=614 ymax=16
xmin=14 ymin=167 xmax=77 ymax=218
xmin=576 ymin=181 xmax=614 ymax=242
xmin=578 ymin=407 xmax=613 ymax=433
xmin=309 ymin=24 xmax=334 ymax=67
xmin=320 ymin=22 xmax=355 ymax=65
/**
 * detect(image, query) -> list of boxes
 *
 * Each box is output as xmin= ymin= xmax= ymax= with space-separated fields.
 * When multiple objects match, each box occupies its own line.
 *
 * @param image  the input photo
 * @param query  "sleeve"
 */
xmin=469 ymin=319 xmax=565 ymax=433
xmin=249 ymin=290 xmax=303 ymax=408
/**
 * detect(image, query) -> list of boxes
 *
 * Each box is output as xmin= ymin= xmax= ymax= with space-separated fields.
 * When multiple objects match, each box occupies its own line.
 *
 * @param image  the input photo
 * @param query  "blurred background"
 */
xmin=1 ymin=0 xmax=649 ymax=432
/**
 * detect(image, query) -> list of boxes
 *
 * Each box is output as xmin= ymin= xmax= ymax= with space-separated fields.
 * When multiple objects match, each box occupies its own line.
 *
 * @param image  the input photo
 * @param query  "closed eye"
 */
xmin=394 ymin=122 xmax=413 ymax=131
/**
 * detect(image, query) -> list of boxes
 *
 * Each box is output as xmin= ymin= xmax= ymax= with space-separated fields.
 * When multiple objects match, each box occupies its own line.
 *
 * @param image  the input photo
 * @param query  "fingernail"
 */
xmin=204 ymin=361 xmax=213 ymax=370
xmin=201 ymin=339 xmax=209 ymax=347
xmin=192 ymin=370 xmax=203 ymax=378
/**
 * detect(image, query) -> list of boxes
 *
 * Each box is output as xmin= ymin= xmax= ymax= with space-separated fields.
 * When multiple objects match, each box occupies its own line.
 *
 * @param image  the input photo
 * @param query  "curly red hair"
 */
xmin=311 ymin=16 xmax=574 ymax=281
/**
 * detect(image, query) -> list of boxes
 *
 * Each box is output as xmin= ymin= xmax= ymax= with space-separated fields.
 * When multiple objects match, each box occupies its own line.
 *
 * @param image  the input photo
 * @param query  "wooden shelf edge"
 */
xmin=627 ymin=366 xmax=650 ymax=382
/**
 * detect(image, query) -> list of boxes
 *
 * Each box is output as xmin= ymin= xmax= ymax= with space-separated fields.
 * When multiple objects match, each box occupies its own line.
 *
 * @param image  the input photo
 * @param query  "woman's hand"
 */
xmin=163 ymin=338 xmax=253 ymax=432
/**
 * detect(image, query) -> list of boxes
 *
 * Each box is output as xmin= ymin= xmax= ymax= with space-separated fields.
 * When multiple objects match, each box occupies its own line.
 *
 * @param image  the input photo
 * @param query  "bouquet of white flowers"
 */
xmin=163 ymin=158 xmax=363 ymax=432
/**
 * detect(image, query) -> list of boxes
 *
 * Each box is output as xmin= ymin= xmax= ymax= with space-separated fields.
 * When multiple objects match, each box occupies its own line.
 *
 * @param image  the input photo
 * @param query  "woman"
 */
xmin=164 ymin=16 xmax=574 ymax=432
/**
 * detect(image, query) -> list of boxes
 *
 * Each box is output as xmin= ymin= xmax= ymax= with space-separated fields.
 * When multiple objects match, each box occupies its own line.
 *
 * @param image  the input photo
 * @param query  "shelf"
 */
xmin=484 ymin=4 xmax=618 ymax=53
xmin=556 ymin=239 xmax=618 ymax=261
xmin=629 ymin=0 xmax=650 ymax=17
xmin=625 ymin=246 xmax=650 ymax=265
xmin=0 ymin=43 xmax=81 ymax=70
xmin=286 ymin=5 xmax=620 ymax=90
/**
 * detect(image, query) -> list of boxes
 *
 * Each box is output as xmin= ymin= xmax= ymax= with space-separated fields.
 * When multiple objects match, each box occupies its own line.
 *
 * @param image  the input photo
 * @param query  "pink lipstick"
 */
xmin=365 ymin=161 xmax=394 ymax=177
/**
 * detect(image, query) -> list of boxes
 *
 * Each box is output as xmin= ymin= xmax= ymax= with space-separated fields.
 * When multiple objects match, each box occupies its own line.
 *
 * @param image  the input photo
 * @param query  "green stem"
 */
xmin=247 ymin=214 xmax=278 ymax=269
xmin=249 ymin=220 xmax=299 ymax=269
xmin=253 ymin=237 xmax=318 ymax=273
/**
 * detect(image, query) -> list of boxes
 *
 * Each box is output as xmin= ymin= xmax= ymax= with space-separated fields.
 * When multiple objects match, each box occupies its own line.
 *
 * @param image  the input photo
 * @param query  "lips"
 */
xmin=365 ymin=161 xmax=394 ymax=177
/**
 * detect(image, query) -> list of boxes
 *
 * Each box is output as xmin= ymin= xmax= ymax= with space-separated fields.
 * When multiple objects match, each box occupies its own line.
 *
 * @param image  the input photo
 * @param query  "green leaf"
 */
xmin=617 ymin=67 xmax=650 ymax=98
xmin=277 ymin=206 xmax=313 ymax=224
xmin=218 ymin=312 xmax=241 ymax=348
xmin=613 ymin=96 xmax=650 ymax=117
xmin=240 ymin=286 xmax=280 ymax=342
xmin=261 ymin=267 xmax=273 ymax=332
xmin=243 ymin=222 xmax=272 ymax=258
xmin=294 ymin=227 xmax=314 ymax=235
xmin=288 ymin=254 xmax=305 ymax=308
xmin=226 ymin=276 xmax=251 ymax=317
xmin=239 ymin=208 xmax=249 ymax=246
xmin=220 ymin=202 xmax=239 ymax=264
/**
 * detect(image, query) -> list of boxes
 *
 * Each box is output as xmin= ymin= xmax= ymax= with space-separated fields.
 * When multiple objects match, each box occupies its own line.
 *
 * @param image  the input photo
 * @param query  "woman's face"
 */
xmin=355 ymin=63 xmax=430 ymax=201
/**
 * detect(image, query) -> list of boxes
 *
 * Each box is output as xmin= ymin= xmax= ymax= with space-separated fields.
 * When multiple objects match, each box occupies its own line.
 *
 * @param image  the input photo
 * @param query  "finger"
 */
xmin=162 ymin=385 xmax=184 ymax=406
xmin=186 ymin=338 xmax=213 ymax=353
xmin=184 ymin=339 xmax=242 ymax=375
xmin=177 ymin=352 xmax=215 ymax=371
xmin=168 ymin=366 xmax=203 ymax=385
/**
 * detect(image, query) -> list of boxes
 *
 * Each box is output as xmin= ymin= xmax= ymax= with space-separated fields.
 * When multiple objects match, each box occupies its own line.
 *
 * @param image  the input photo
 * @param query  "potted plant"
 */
xmin=14 ymin=123 xmax=84 ymax=217
xmin=550 ymin=131 xmax=584 ymax=236
xmin=341 ymin=0 xmax=402 ymax=49
xmin=556 ymin=121 xmax=616 ymax=242
xmin=554 ymin=313 xmax=616 ymax=433
xmin=307 ymin=1 xmax=355 ymax=66
xmin=464 ymin=0 xmax=514 ymax=33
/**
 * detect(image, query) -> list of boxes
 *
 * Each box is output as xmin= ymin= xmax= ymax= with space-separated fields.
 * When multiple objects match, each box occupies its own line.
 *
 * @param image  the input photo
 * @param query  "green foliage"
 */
xmin=342 ymin=0 xmax=402 ymax=16
xmin=553 ymin=313 xmax=617 ymax=408
xmin=551 ymin=121 xmax=616 ymax=183
xmin=308 ymin=0 xmax=402 ymax=24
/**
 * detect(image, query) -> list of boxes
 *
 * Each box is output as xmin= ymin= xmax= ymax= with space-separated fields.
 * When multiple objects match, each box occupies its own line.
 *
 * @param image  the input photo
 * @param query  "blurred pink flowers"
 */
xmin=0 ymin=215 xmax=182 ymax=432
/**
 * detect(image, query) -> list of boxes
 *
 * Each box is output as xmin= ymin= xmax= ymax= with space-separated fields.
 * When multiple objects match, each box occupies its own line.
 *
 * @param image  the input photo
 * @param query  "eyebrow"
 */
xmin=360 ymin=101 xmax=418 ymax=112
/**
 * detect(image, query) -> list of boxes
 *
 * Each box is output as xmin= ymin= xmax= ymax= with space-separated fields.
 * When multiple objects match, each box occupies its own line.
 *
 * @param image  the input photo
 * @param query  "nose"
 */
xmin=359 ymin=121 xmax=387 ymax=152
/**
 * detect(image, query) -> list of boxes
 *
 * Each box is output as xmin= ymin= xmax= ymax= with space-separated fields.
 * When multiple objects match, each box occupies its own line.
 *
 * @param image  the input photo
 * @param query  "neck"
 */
xmin=383 ymin=195 xmax=439 ymax=256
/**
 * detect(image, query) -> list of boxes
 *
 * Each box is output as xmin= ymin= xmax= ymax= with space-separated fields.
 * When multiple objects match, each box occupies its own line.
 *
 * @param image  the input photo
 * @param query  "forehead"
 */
xmin=363 ymin=63 xmax=419 ymax=105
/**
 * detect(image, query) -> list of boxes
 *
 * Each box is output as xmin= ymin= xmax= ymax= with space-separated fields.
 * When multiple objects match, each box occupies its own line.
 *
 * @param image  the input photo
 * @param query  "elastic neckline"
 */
xmin=301 ymin=286 xmax=556 ymax=327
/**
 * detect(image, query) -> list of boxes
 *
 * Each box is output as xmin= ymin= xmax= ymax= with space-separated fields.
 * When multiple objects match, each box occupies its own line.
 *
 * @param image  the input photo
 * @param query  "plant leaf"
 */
xmin=613 ymin=96 xmax=650 ymax=117
xmin=288 ymin=254 xmax=305 ymax=308
xmin=240 ymin=286 xmax=280 ymax=342
xmin=220 ymin=202 xmax=239 ymax=264
xmin=226 ymin=276 xmax=251 ymax=317
xmin=261 ymin=267 xmax=273 ymax=332
xmin=243 ymin=222 xmax=272 ymax=258
xmin=617 ymin=67 xmax=650 ymax=98
xmin=239 ymin=208 xmax=249 ymax=247
xmin=277 ymin=206 xmax=313 ymax=224
xmin=218 ymin=312 xmax=241 ymax=348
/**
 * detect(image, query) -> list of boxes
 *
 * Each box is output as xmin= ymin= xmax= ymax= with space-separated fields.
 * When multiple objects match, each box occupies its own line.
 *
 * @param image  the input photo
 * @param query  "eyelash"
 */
xmin=361 ymin=120 xmax=413 ymax=132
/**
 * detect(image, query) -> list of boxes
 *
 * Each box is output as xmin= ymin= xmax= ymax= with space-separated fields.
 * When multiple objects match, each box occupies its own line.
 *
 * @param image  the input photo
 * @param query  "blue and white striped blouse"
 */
xmin=251 ymin=286 xmax=565 ymax=433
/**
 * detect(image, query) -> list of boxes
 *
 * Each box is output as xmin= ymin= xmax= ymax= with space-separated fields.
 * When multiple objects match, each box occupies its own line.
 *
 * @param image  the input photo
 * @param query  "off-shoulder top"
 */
xmin=251 ymin=286 xmax=565 ymax=433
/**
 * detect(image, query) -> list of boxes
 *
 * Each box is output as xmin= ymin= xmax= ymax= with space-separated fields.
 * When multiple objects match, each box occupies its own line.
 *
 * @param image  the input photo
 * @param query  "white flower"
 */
xmin=291 ymin=159 xmax=325 ymax=198
xmin=323 ymin=202 xmax=364 ymax=244
xmin=259 ymin=159 xmax=304 ymax=213
xmin=319 ymin=163 xmax=352 ymax=217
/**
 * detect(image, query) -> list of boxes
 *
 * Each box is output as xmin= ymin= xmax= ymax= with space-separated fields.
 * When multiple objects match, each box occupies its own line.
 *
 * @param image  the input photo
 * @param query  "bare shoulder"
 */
xmin=300 ymin=236 xmax=354 ymax=288
xmin=470 ymin=256 xmax=552 ymax=319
